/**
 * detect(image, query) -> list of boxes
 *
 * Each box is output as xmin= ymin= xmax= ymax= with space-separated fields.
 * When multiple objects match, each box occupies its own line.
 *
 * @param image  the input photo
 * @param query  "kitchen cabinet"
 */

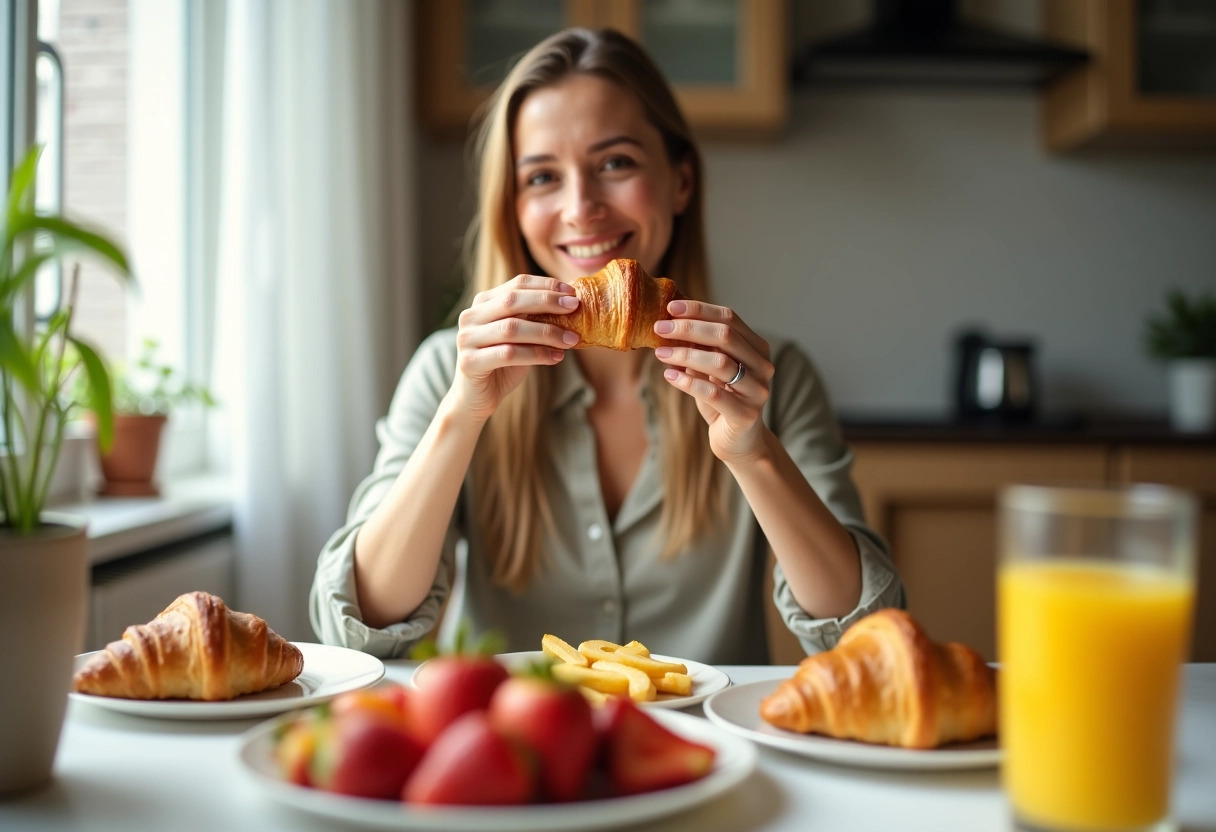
xmin=415 ymin=0 xmax=788 ymax=139
xmin=765 ymin=435 xmax=1216 ymax=665
xmin=1042 ymin=0 xmax=1216 ymax=151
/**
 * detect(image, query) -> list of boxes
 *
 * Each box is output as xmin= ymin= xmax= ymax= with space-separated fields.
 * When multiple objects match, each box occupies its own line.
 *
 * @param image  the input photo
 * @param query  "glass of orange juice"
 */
xmin=998 ymin=484 xmax=1197 ymax=832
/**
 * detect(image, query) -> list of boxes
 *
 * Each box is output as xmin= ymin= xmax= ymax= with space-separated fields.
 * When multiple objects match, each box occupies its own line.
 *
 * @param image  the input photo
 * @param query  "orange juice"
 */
xmin=999 ymin=560 xmax=1193 ymax=831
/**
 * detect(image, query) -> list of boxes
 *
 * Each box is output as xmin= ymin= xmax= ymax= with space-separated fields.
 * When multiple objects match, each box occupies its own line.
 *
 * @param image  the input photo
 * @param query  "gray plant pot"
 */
xmin=1168 ymin=359 xmax=1216 ymax=434
xmin=0 ymin=514 xmax=88 ymax=795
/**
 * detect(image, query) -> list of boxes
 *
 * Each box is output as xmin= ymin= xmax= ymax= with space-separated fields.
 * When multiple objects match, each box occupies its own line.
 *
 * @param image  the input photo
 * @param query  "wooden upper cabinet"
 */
xmin=415 ymin=0 xmax=788 ymax=140
xmin=1042 ymin=0 xmax=1216 ymax=151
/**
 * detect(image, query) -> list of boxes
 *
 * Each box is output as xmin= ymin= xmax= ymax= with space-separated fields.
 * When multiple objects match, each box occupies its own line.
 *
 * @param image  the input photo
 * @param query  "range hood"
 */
xmin=793 ymin=0 xmax=1089 ymax=87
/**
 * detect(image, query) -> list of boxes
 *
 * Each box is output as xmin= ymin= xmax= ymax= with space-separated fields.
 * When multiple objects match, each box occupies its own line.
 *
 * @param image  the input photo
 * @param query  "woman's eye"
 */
xmin=602 ymin=155 xmax=636 ymax=172
xmin=524 ymin=170 xmax=555 ymax=187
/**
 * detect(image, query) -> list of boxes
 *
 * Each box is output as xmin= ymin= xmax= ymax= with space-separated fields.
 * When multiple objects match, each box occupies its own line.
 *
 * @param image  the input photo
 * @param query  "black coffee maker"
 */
xmin=953 ymin=329 xmax=1038 ymax=423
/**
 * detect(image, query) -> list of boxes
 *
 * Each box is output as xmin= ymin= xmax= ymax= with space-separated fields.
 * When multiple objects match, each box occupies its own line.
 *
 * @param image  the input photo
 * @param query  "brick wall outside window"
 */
xmin=51 ymin=0 xmax=129 ymax=365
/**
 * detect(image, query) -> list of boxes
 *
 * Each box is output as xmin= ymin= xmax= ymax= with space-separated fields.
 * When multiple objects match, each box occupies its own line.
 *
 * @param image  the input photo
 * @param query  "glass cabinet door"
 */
xmin=416 ymin=0 xmax=787 ymax=138
xmin=466 ymin=0 xmax=566 ymax=88
xmin=597 ymin=0 xmax=787 ymax=137
xmin=1136 ymin=0 xmax=1216 ymax=97
xmin=639 ymin=0 xmax=739 ymax=86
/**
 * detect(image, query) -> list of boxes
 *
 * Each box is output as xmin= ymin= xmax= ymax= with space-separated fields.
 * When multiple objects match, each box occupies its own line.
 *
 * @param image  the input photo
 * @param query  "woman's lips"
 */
xmin=559 ymin=233 xmax=631 ymax=266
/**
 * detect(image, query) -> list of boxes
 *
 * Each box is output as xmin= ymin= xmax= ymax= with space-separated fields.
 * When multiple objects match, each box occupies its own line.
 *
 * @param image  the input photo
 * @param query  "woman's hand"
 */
xmin=653 ymin=300 xmax=774 ymax=465
xmin=450 ymin=275 xmax=580 ymax=422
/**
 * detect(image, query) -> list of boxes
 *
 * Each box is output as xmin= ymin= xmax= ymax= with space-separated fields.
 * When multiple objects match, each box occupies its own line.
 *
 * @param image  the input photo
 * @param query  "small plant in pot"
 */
xmin=0 ymin=146 xmax=132 ymax=793
xmin=1144 ymin=288 xmax=1216 ymax=434
xmin=92 ymin=338 xmax=215 ymax=497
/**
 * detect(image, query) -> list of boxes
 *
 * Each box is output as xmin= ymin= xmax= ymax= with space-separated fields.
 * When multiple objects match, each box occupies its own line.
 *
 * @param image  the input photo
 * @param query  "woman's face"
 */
xmin=512 ymin=74 xmax=693 ymax=283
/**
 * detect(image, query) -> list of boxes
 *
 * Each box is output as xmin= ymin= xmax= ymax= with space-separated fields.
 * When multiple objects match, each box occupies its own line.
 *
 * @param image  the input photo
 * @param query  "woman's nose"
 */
xmin=560 ymin=174 xmax=606 ymax=226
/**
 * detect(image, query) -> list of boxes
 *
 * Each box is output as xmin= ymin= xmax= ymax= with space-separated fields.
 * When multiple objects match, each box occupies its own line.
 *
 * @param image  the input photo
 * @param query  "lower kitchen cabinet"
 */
xmin=830 ymin=439 xmax=1216 ymax=663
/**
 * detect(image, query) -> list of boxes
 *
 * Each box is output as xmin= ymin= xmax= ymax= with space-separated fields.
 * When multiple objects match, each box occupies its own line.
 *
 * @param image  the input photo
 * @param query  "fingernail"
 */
xmin=562 ymin=330 xmax=580 ymax=345
xmin=559 ymin=295 xmax=580 ymax=309
xmin=655 ymin=346 xmax=673 ymax=359
xmin=558 ymin=282 xmax=574 ymax=293
xmin=667 ymin=300 xmax=687 ymax=315
xmin=654 ymin=320 xmax=674 ymax=334
xmin=663 ymin=368 xmax=679 ymax=382
xmin=550 ymin=349 xmax=565 ymax=361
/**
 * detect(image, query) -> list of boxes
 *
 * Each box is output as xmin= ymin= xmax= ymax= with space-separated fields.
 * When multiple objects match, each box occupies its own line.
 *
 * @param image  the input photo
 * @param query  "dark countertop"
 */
xmin=838 ymin=412 xmax=1216 ymax=445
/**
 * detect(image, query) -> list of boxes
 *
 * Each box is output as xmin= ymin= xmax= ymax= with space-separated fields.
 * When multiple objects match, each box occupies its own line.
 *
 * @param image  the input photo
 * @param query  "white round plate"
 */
xmin=703 ymin=679 xmax=1001 ymax=771
xmin=238 ymin=707 xmax=757 ymax=831
xmin=70 ymin=642 xmax=385 ymax=720
xmin=412 ymin=651 xmax=730 ymax=710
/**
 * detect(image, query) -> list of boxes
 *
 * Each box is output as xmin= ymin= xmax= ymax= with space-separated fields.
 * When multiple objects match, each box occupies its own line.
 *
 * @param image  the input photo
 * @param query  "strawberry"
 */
xmin=403 ymin=711 xmax=534 ymax=806
xmin=309 ymin=709 xmax=425 ymax=800
xmin=596 ymin=697 xmax=716 ymax=796
xmin=274 ymin=709 xmax=327 ymax=786
xmin=410 ymin=627 xmax=509 ymax=746
xmin=487 ymin=663 xmax=598 ymax=802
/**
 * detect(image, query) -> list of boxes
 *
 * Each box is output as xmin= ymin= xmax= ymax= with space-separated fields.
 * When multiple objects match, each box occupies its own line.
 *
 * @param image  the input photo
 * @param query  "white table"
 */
xmin=3 ymin=664 xmax=1215 ymax=832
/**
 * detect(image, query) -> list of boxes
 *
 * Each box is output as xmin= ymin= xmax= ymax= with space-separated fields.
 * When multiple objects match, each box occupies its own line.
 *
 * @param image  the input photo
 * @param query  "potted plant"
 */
xmin=1144 ymin=289 xmax=1216 ymax=434
xmin=93 ymin=338 xmax=215 ymax=497
xmin=0 ymin=146 xmax=132 ymax=794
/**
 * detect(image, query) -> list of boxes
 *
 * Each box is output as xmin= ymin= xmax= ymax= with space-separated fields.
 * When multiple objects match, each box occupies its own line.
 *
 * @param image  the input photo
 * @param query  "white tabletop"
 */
xmin=3 ymin=663 xmax=1214 ymax=832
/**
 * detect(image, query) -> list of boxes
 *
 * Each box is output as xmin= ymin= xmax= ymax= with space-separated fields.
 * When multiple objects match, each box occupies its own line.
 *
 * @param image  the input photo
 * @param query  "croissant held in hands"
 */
xmin=73 ymin=591 xmax=304 ymax=701
xmin=527 ymin=258 xmax=684 ymax=351
xmin=759 ymin=609 xmax=997 ymax=749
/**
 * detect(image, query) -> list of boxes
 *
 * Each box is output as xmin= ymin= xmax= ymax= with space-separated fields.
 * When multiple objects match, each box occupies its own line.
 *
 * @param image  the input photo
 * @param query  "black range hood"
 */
xmin=793 ymin=0 xmax=1089 ymax=88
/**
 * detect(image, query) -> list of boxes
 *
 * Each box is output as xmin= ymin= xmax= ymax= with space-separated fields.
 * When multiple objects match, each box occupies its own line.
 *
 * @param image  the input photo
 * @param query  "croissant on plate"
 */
xmin=527 ymin=258 xmax=684 ymax=350
xmin=73 ymin=591 xmax=304 ymax=701
xmin=759 ymin=609 xmax=997 ymax=749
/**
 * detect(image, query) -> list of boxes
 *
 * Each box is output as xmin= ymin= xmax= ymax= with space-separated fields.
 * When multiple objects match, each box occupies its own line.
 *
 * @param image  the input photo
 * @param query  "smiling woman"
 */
xmin=310 ymin=28 xmax=906 ymax=666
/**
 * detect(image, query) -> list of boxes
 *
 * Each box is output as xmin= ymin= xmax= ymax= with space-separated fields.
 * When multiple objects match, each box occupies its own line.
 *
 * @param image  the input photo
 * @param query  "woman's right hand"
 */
xmin=450 ymin=275 xmax=580 ymax=422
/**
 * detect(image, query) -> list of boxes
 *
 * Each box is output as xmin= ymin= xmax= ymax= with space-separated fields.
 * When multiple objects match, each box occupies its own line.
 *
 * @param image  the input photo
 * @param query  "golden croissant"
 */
xmin=528 ymin=258 xmax=683 ymax=350
xmin=73 ymin=591 xmax=304 ymax=701
xmin=759 ymin=609 xmax=997 ymax=749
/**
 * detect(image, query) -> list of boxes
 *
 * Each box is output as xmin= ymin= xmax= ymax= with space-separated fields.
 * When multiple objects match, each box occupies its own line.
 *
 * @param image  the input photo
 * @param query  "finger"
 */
xmin=459 ymin=343 xmax=565 ymax=378
xmin=653 ymin=319 xmax=773 ymax=384
xmin=664 ymin=300 xmax=769 ymax=358
xmin=661 ymin=367 xmax=753 ymax=418
xmin=655 ymin=345 xmax=764 ymax=392
xmin=460 ymin=316 xmax=581 ymax=351
xmin=465 ymin=287 xmax=579 ymax=322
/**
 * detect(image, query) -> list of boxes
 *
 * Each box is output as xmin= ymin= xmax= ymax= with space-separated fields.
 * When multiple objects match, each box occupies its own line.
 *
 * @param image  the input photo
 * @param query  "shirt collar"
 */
xmin=548 ymin=352 xmax=658 ymax=413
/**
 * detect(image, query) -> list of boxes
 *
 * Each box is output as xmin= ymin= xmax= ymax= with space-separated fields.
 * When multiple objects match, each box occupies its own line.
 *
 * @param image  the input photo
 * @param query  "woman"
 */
xmin=311 ymin=28 xmax=904 ymax=664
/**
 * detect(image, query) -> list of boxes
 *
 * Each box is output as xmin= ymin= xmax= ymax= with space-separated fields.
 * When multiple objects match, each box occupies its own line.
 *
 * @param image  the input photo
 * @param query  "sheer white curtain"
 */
xmin=202 ymin=0 xmax=417 ymax=639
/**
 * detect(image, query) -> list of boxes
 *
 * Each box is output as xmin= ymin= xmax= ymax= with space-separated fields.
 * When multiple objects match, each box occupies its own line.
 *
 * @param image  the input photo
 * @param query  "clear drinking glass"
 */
xmin=998 ymin=484 xmax=1198 ymax=832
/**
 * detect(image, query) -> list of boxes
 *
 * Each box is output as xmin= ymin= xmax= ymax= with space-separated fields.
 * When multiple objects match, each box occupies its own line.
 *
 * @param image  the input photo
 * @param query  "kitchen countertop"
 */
xmin=4 ymin=663 xmax=1214 ymax=832
xmin=840 ymin=413 xmax=1216 ymax=444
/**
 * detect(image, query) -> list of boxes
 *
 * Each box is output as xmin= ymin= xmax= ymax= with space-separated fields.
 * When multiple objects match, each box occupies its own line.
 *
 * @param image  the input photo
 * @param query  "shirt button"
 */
xmin=587 ymin=523 xmax=604 ymax=541
xmin=602 ymin=598 xmax=617 ymax=613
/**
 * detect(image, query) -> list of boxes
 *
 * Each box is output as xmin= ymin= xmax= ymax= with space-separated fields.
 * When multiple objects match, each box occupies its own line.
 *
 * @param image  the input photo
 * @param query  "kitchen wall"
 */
xmin=414 ymin=2 xmax=1216 ymax=419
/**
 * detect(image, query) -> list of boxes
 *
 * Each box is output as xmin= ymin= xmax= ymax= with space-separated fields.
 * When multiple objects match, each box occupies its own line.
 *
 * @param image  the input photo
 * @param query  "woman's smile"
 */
xmin=558 ymin=232 xmax=632 ymax=268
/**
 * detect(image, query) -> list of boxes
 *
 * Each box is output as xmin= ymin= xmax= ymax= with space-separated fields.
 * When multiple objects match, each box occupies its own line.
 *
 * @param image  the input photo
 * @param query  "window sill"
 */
xmin=50 ymin=473 xmax=233 ymax=566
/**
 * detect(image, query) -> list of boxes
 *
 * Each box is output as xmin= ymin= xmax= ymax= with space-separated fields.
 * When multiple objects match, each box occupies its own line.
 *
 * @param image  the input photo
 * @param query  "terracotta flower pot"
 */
xmin=0 ymin=515 xmax=88 ymax=794
xmin=98 ymin=413 xmax=168 ymax=497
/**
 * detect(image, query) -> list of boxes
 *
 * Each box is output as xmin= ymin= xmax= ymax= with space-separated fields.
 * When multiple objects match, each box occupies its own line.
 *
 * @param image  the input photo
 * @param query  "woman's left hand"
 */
xmin=653 ymin=300 xmax=774 ymax=465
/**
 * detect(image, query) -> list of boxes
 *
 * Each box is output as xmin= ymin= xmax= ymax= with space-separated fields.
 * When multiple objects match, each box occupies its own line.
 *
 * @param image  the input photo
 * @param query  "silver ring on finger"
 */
xmin=726 ymin=361 xmax=746 ymax=388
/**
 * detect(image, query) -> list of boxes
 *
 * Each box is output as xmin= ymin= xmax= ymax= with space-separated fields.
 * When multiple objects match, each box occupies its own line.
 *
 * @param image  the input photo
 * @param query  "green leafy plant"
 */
xmin=1144 ymin=289 xmax=1216 ymax=360
xmin=110 ymin=338 xmax=215 ymax=415
xmin=0 ymin=146 xmax=133 ymax=531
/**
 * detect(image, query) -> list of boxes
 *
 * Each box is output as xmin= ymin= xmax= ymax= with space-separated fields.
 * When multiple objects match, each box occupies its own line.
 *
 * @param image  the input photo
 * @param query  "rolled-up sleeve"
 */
xmin=765 ymin=341 xmax=906 ymax=654
xmin=309 ymin=330 xmax=463 ymax=658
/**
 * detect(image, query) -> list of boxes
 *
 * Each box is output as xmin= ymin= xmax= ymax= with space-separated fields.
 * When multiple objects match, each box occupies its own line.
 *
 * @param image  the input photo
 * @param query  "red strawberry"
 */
xmin=488 ymin=669 xmax=597 ymax=802
xmin=310 ymin=709 xmax=425 ymax=800
xmin=411 ymin=655 xmax=509 ymax=745
xmin=597 ymin=697 xmax=716 ymax=796
xmin=403 ymin=711 xmax=534 ymax=806
xmin=409 ymin=628 xmax=510 ymax=746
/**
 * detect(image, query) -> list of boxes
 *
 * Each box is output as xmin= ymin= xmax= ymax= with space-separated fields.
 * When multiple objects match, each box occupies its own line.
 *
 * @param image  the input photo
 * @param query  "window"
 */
xmin=34 ymin=0 xmax=205 ymax=478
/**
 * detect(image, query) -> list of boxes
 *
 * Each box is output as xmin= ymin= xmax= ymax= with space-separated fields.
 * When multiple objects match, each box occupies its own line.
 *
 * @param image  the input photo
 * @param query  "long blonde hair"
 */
xmin=464 ymin=28 xmax=723 ymax=591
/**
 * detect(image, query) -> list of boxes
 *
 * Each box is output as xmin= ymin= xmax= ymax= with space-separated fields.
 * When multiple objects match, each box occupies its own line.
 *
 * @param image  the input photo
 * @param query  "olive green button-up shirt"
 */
xmin=310 ymin=328 xmax=905 ymax=665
